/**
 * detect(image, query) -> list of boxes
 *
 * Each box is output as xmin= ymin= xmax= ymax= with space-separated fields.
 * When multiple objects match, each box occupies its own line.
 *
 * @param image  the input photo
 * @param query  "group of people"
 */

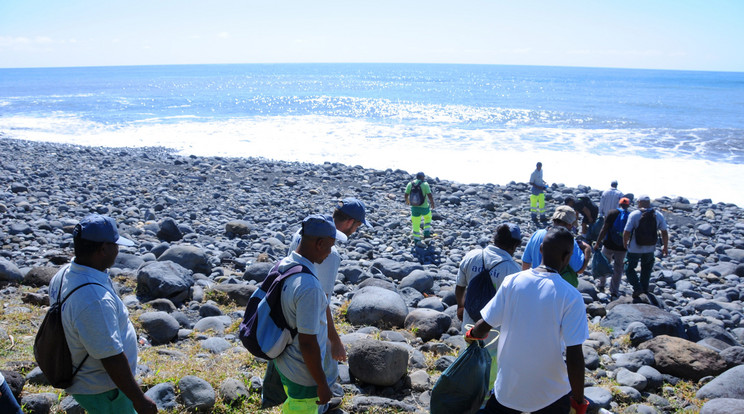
xmin=26 ymin=165 xmax=671 ymax=414
xmin=36 ymin=197 xmax=371 ymax=414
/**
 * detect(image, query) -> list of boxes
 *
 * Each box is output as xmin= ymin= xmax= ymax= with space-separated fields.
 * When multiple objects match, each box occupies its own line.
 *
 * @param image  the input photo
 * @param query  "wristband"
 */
xmin=465 ymin=328 xmax=487 ymax=340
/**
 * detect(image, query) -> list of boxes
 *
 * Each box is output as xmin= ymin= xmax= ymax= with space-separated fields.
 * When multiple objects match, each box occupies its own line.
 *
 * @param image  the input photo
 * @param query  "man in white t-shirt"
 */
xmin=466 ymin=226 xmax=589 ymax=414
xmin=48 ymin=215 xmax=156 ymax=414
xmin=455 ymin=223 xmax=522 ymax=391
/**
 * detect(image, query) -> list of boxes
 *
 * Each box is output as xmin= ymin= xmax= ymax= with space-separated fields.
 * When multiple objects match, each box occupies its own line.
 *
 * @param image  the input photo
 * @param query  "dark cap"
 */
xmin=74 ymin=214 xmax=134 ymax=246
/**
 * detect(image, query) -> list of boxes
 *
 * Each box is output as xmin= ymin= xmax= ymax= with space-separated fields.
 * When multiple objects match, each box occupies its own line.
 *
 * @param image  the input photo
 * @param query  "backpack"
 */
xmin=34 ymin=268 xmax=104 ymax=389
xmin=634 ymin=209 xmax=658 ymax=246
xmin=608 ymin=208 xmax=630 ymax=247
xmin=239 ymin=261 xmax=313 ymax=360
xmin=409 ymin=180 xmax=425 ymax=206
xmin=464 ymin=250 xmax=502 ymax=321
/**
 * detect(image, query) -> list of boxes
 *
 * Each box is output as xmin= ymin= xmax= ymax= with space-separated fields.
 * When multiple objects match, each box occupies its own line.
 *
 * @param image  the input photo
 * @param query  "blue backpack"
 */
xmin=464 ymin=251 xmax=501 ymax=321
xmin=608 ymin=208 xmax=630 ymax=247
xmin=239 ymin=261 xmax=312 ymax=360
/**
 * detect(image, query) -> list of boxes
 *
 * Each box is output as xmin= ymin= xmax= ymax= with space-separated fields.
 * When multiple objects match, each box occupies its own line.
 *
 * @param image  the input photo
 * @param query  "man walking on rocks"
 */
xmin=623 ymin=195 xmax=669 ymax=297
xmin=594 ymin=197 xmax=631 ymax=299
xmin=599 ymin=180 xmax=623 ymax=217
xmin=275 ymin=215 xmax=347 ymax=414
xmin=48 ymin=214 xmax=157 ymax=414
xmin=288 ymin=198 xmax=370 ymax=397
xmin=455 ymin=223 xmax=522 ymax=393
xmin=466 ymin=227 xmax=589 ymax=414
xmin=528 ymin=162 xmax=547 ymax=222
xmin=521 ymin=206 xmax=592 ymax=282
xmin=405 ymin=172 xmax=435 ymax=243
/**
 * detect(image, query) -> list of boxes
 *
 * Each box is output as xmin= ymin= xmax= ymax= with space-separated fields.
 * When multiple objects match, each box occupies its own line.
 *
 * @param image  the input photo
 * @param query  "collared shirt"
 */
xmin=48 ymin=261 xmax=138 ymax=395
xmin=529 ymin=169 xmax=545 ymax=195
xmin=289 ymin=230 xmax=342 ymax=297
xmin=599 ymin=188 xmax=623 ymax=217
xmin=273 ymin=252 xmax=332 ymax=387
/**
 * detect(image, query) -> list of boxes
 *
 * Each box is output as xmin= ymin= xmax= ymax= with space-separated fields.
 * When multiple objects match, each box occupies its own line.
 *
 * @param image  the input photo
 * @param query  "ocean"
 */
xmin=1 ymin=63 xmax=743 ymax=205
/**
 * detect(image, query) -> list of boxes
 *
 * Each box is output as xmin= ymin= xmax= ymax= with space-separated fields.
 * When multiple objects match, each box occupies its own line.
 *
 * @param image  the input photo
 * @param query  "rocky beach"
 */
xmin=1 ymin=136 xmax=744 ymax=414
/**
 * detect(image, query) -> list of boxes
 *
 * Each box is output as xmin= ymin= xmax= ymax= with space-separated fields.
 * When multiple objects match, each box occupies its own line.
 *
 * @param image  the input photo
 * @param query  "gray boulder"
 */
xmin=219 ymin=378 xmax=249 ymax=404
xmin=720 ymin=346 xmax=744 ymax=368
xmin=696 ymin=365 xmax=744 ymax=399
xmin=351 ymin=396 xmax=416 ymax=412
xmin=398 ymin=270 xmax=434 ymax=293
xmin=404 ymin=308 xmax=451 ymax=342
xmin=144 ymin=382 xmax=177 ymax=411
xmin=616 ymin=368 xmax=648 ymax=391
xmin=700 ymin=398 xmax=744 ymax=414
xmin=626 ymin=321 xmax=654 ymax=346
xmin=22 ymin=266 xmax=57 ymax=287
xmin=179 ymin=375 xmax=216 ymax=411
xmin=398 ymin=286 xmax=425 ymax=308
xmin=136 ymin=260 xmax=194 ymax=305
xmin=59 ymin=395 xmax=85 ymax=414
xmin=416 ymin=297 xmax=444 ymax=311
xmin=157 ymin=218 xmax=183 ymax=242
xmin=584 ymin=386 xmax=612 ymax=410
xmin=211 ymin=283 xmax=257 ymax=306
xmin=346 ymin=286 xmax=408 ymax=328
xmin=612 ymin=349 xmax=655 ymax=371
xmin=225 ymin=220 xmax=252 ymax=236
xmin=193 ymin=315 xmax=232 ymax=334
xmin=201 ymin=337 xmax=231 ymax=354
xmin=157 ymin=245 xmax=211 ymax=275
xmin=0 ymin=258 xmax=23 ymax=283
xmin=348 ymin=339 xmax=409 ymax=386
xmin=139 ymin=311 xmax=179 ymax=345
xmin=686 ymin=322 xmax=738 ymax=346
xmin=114 ymin=253 xmax=145 ymax=270
xmin=243 ymin=262 xmax=274 ymax=282
xmin=20 ymin=392 xmax=56 ymax=414
xmin=601 ymin=304 xmax=686 ymax=338
xmin=370 ymin=258 xmax=423 ymax=281
xmin=637 ymin=365 xmax=664 ymax=390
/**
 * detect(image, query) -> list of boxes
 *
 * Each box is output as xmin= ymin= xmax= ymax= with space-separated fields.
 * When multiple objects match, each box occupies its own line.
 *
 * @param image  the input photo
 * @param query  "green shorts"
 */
xmin=73 ymin=389 xmax=135 ymax=414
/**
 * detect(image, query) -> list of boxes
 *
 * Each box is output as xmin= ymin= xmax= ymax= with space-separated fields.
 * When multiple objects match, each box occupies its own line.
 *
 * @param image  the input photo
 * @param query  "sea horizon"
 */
xmin=2 ymin=63 xmax=743 ymax=206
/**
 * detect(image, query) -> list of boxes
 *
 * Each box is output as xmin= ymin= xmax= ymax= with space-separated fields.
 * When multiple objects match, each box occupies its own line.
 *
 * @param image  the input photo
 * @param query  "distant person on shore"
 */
xmin=623 ymin=195 xmax=669 ymax=297
xmin=455 ymin=223 xmax=522 ymax=392
xmin=287 ymin=198 xmax=370 ymax=405
xmin=0 ymin=372 xmax=22 ymax=414
xmin=521 ymin=206 xmax=592 ymax=283
xmin=48 ymin=214 xmax=157 ymax=414
xmin=599 ymin=180 xmax=623 ymax=217
xmin=528 ymin=162 xmax=547 ymax=222
xmin=276 ymin=215 xmax=347 ymax=414
xmin=466 ymin=227 xmax=589 ymax=414
xmin=404 ymin=172 xmax=435 ymax=243
xmin=565 ymin=195 xmax=600 ymax=242
xmin=594 ymin=197 xmax=632 ymax=300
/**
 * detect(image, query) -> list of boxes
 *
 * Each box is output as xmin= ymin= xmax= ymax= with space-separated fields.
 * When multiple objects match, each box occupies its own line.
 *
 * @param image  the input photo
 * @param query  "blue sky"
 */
xmin=1 ymin=0 xmax=742 ymax=71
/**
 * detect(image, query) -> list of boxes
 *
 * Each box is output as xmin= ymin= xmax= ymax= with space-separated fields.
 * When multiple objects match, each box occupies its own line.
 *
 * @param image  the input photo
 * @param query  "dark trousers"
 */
xmin=625 ymin=252 xmax=655 ymax=294
xmin=479 ymin=393 xmax=570 ymax=414
xmin=0 ymin=379 xmax=23 ymax=414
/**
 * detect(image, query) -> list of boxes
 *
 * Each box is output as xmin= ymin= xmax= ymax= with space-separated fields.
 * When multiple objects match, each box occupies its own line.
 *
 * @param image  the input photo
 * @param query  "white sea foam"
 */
xmin=2 ymin=114 xmax=742 ymax=206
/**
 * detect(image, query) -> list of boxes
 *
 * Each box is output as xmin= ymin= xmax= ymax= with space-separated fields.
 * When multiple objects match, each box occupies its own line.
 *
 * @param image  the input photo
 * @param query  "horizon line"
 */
xmin=2 ymin=62 xmax=743 ymax=75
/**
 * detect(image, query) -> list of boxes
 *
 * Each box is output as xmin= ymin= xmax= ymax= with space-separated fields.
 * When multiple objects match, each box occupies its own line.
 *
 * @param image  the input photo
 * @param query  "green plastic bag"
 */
xmin=261 ymin=361 xmax=287 ymax=409
xmin=430 ymin=340 xmax=491 ymax=414
xmin=560 ymin=266 xmax=579 ymax=288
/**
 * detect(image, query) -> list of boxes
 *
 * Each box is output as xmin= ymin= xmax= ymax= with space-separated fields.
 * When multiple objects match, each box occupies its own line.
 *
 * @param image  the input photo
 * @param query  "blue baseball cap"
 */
xmin=504 ymin=223 xmax=521 ymax=241
xmin=74 ymin=214 xmax=135 ymax=246
xmin=301 ymin=214 xmax=348 ymax=242
xmin=337 ymin=197 xmax=371 ymax=228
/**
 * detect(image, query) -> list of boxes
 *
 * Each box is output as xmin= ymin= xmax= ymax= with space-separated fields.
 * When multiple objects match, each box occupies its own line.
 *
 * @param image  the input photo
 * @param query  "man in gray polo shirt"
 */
xmin=623 ymin=195 xmax=669 ymax=297
xmin=48 ymin=214 xmax=156 ymax=413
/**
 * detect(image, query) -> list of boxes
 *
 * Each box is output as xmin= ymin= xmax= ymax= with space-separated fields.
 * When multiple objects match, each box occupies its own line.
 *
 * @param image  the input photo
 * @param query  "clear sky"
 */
xmin=1 ymin=0 xmax=743 ymax=71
